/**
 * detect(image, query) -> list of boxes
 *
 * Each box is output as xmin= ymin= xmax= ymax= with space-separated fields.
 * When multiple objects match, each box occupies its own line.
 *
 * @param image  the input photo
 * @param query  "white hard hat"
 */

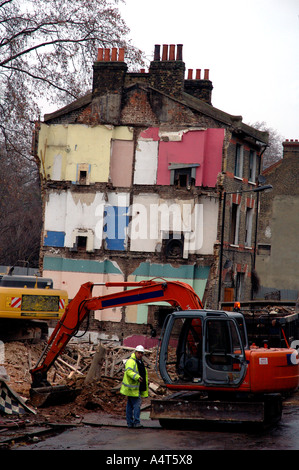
xmin=135 ymin=345 xmax=145 ymax=352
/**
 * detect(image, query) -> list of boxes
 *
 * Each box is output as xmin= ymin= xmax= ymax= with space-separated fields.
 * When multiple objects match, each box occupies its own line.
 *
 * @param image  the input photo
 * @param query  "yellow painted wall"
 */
xmin=38 ymin=123 xmax=133 ymax=183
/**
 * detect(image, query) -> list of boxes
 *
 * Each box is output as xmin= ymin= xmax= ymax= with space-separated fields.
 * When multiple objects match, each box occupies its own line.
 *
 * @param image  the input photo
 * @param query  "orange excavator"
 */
xmin=30 ymin=279 xmax=299 ymax=424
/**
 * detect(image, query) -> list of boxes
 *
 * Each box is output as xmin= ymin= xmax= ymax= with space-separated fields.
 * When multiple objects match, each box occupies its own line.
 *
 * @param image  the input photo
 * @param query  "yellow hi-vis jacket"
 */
xmin=120 ymin=352 xmax=148 ymax=398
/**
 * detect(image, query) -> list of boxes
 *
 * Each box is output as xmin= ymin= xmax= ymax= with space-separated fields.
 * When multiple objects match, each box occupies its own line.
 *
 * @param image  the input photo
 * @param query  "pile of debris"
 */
xmin=243 ymin=305 xmax=296 ymax=318
xmin=1 ymin=340 xmax=167 ymax=421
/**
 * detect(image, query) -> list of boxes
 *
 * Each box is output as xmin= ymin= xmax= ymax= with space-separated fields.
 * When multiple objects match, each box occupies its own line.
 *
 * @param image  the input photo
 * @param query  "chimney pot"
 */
xmin=118 ymin=48 xmax=125 ymax=61
xmin=104 ymin=48 xmax=110 ymax=61
xmin=154 ymin=44 xmax=161 ymax=61
xmin=140 ymin=68 xmax=145 ymax=73
xmin=169 ymin=44 xmax=175 ymax=60
xmin=162 ymin=44 xmax=168 ymax=61
xmin=188 ymin=69 xmax=193 ymax=79
xmin=204 ymin=69 xmax=209 ymax=80
xmin=196 ymin=69 xmax=201 ymax=79
xmin=97 ymin=48 xmax=104 ymax=61
xmin=176 ymin=44 xmax=183 ymax=61
xmin=111 ymin=47 xmax=117 ymax=61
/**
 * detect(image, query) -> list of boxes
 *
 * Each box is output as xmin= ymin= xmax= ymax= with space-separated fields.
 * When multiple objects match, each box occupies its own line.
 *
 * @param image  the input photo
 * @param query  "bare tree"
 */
xmin=0 ymin=0 xmax=143 ymax=268
xmin=249 ymin=121 xmax=284 ymax=170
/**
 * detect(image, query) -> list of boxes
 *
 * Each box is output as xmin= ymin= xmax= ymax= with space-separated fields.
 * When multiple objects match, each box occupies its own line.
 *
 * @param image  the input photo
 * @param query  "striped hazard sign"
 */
xmin=11 ymin=297 xmax=21 ymax=308
xmin=59 ymin=299 xmax=65 ymax=310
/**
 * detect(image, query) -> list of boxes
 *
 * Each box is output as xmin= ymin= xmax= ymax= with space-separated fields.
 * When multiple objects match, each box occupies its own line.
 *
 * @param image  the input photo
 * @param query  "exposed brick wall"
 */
xmin=149 ymin=60 xmax=185 ymax=98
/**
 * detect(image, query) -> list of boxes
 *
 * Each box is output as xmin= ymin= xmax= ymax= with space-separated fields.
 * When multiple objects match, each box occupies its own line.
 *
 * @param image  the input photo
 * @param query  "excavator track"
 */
xmin=150 ymin=392 xmax=282 ymax=426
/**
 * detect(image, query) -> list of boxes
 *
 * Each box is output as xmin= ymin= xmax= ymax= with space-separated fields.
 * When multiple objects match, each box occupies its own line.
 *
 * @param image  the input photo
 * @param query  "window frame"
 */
xmin=234 ymin=144 xmax=244 ymax=179
xmin=230 ymin=202 xmax=241 ymax=245
xmin=245 ymin=206 xmax=253 ymax=247
xmin=249 ymin=150 xmax=257 ymax=183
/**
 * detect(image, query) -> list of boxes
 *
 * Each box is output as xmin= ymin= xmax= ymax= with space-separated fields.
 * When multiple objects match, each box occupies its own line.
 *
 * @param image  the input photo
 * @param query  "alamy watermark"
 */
xmin=94 ymin=202 xmax=204 ymax=249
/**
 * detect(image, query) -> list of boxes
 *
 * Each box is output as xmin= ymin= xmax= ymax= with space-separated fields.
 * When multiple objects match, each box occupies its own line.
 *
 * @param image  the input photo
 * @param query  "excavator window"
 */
xmin=205 ymin=319 xmax=243 ymax=370
xmin=175 ymin=318 xmax=203 ymax=380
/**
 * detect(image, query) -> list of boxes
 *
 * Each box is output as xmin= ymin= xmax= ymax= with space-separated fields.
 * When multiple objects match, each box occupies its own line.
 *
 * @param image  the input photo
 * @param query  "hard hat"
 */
xmin=135 ymin=345 xmax=145 ymax=352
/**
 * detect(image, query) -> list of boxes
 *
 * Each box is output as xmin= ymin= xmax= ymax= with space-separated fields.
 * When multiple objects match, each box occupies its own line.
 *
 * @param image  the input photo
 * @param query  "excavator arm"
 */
xmin=30 ymin=279 xmax=202 ymax=387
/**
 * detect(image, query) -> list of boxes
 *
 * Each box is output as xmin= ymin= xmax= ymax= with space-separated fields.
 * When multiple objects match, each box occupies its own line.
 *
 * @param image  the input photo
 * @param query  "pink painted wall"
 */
xmin=139 ymin=127 xmax=224 ymax=188
xmin=110 ymin=140 xmax=134 ymax=187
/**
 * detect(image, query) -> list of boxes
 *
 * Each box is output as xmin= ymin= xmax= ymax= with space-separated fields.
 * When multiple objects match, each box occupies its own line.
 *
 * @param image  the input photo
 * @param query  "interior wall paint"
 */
xmin=156 ymin=128 xmax=224 ymax=187
xmin=131 ymin=127 xmax=224 ymax=188
xmin=129 ymin=194 xmax=218 ymax=255
xmin=38 ymin=123 xmax=133 ymax=183
xmin=129 ymin=193 xmax=159 ymax=252
xmin=43 ymin=269 xmax=123 ymax=321
xmin=43 ymin=256 xmax=124 ymax=321
xmin=44 ymin=191 xmax=67 ymax=232
xmin=104 ymin=193 xmax=130 ymax=251
xmin=110 ymin=140 xmax=134 ymax=187
xmin=133 ymin=140 xmax=159 ymax=185
xmin=43 ymin=190 xmax=105 ymax=249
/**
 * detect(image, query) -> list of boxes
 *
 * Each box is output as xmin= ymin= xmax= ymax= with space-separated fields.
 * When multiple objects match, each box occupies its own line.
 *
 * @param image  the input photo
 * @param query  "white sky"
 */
xmin=119 ymin=0 xmax=299 ymax=139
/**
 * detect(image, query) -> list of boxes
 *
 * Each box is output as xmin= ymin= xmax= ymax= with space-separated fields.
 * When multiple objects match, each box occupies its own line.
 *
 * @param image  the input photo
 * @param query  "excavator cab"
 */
xmin=158 ymin=310 xmax=248 ymax=389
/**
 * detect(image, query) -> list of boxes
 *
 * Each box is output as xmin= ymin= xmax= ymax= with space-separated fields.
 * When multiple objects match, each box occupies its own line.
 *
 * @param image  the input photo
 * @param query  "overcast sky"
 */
xmin=119 ymin=0 xmax=299 ymax=140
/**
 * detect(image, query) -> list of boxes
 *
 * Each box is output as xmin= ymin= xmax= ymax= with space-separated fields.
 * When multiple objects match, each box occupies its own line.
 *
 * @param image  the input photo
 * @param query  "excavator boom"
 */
xmin=30 ymin=279 xmax=202 ymax=387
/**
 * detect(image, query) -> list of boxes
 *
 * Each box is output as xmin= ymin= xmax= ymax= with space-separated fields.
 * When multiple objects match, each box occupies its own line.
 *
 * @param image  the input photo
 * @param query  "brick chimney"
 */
xmin=149 ymin=44 xmax=185 ymax=98
xmin=92 ymin=47 xmax=127 ymax=123
xmin=282 ymin=139 xmax=299 ymax=158
xmin=184 ymin=68 xmax=213 ymax=104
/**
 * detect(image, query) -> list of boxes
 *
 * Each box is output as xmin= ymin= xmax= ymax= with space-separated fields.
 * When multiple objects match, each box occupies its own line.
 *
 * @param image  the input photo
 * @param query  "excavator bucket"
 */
xmin=30 ymin=385 xmax=80 ymax=408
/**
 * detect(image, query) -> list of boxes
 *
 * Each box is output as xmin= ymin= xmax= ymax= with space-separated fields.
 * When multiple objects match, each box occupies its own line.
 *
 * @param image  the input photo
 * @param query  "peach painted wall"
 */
xmin=43 ymin=269 xmax=124 ymax=322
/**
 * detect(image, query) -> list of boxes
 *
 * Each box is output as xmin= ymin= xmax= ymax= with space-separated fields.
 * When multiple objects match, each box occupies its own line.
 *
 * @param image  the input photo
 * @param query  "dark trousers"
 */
xmin=126 ymin=396 xmax=141 ymax=427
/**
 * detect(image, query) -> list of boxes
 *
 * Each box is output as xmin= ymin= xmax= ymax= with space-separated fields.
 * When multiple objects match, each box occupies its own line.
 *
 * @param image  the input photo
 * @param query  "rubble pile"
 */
xmin=243 ymin=305 xmax=296 ymax=318
xmin=1 ymin=340 xmax=166 ymax=421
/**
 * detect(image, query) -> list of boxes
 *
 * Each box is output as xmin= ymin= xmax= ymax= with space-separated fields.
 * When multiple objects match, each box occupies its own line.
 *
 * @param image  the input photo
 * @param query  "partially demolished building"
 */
xmin=33 ymin=44 xmax=268 ymax=346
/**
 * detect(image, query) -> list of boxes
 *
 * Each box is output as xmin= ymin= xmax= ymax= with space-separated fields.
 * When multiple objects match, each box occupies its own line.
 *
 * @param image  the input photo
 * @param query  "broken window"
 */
xmin=79 ymin=170 xmax=87 ymax=185
xmin=77 ymin=163 xmax=90 ymax=185
xmin=174 ymin=167 xmax=192 ymax=188
xmin=70 ymin=229 xmax=94 ymax=252
xmin=77 ymin=236 xmax=87 ymax=250
xmin=163 ymin=233 xmax=184 ymax=258
xmin=168 ymin=163 xmax=199 ymax=189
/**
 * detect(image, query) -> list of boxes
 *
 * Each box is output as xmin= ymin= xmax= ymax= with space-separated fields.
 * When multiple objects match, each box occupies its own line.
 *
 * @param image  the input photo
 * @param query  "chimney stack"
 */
xmin=283 ymin=139 xmax=299 ymax=160
xmin=184 ymin=67 xmax=213 ymax=104
xmin=92 ymin=47 xmax=127 ymax=123
xmin=149 ymin=44 xmax=185 ymax=98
